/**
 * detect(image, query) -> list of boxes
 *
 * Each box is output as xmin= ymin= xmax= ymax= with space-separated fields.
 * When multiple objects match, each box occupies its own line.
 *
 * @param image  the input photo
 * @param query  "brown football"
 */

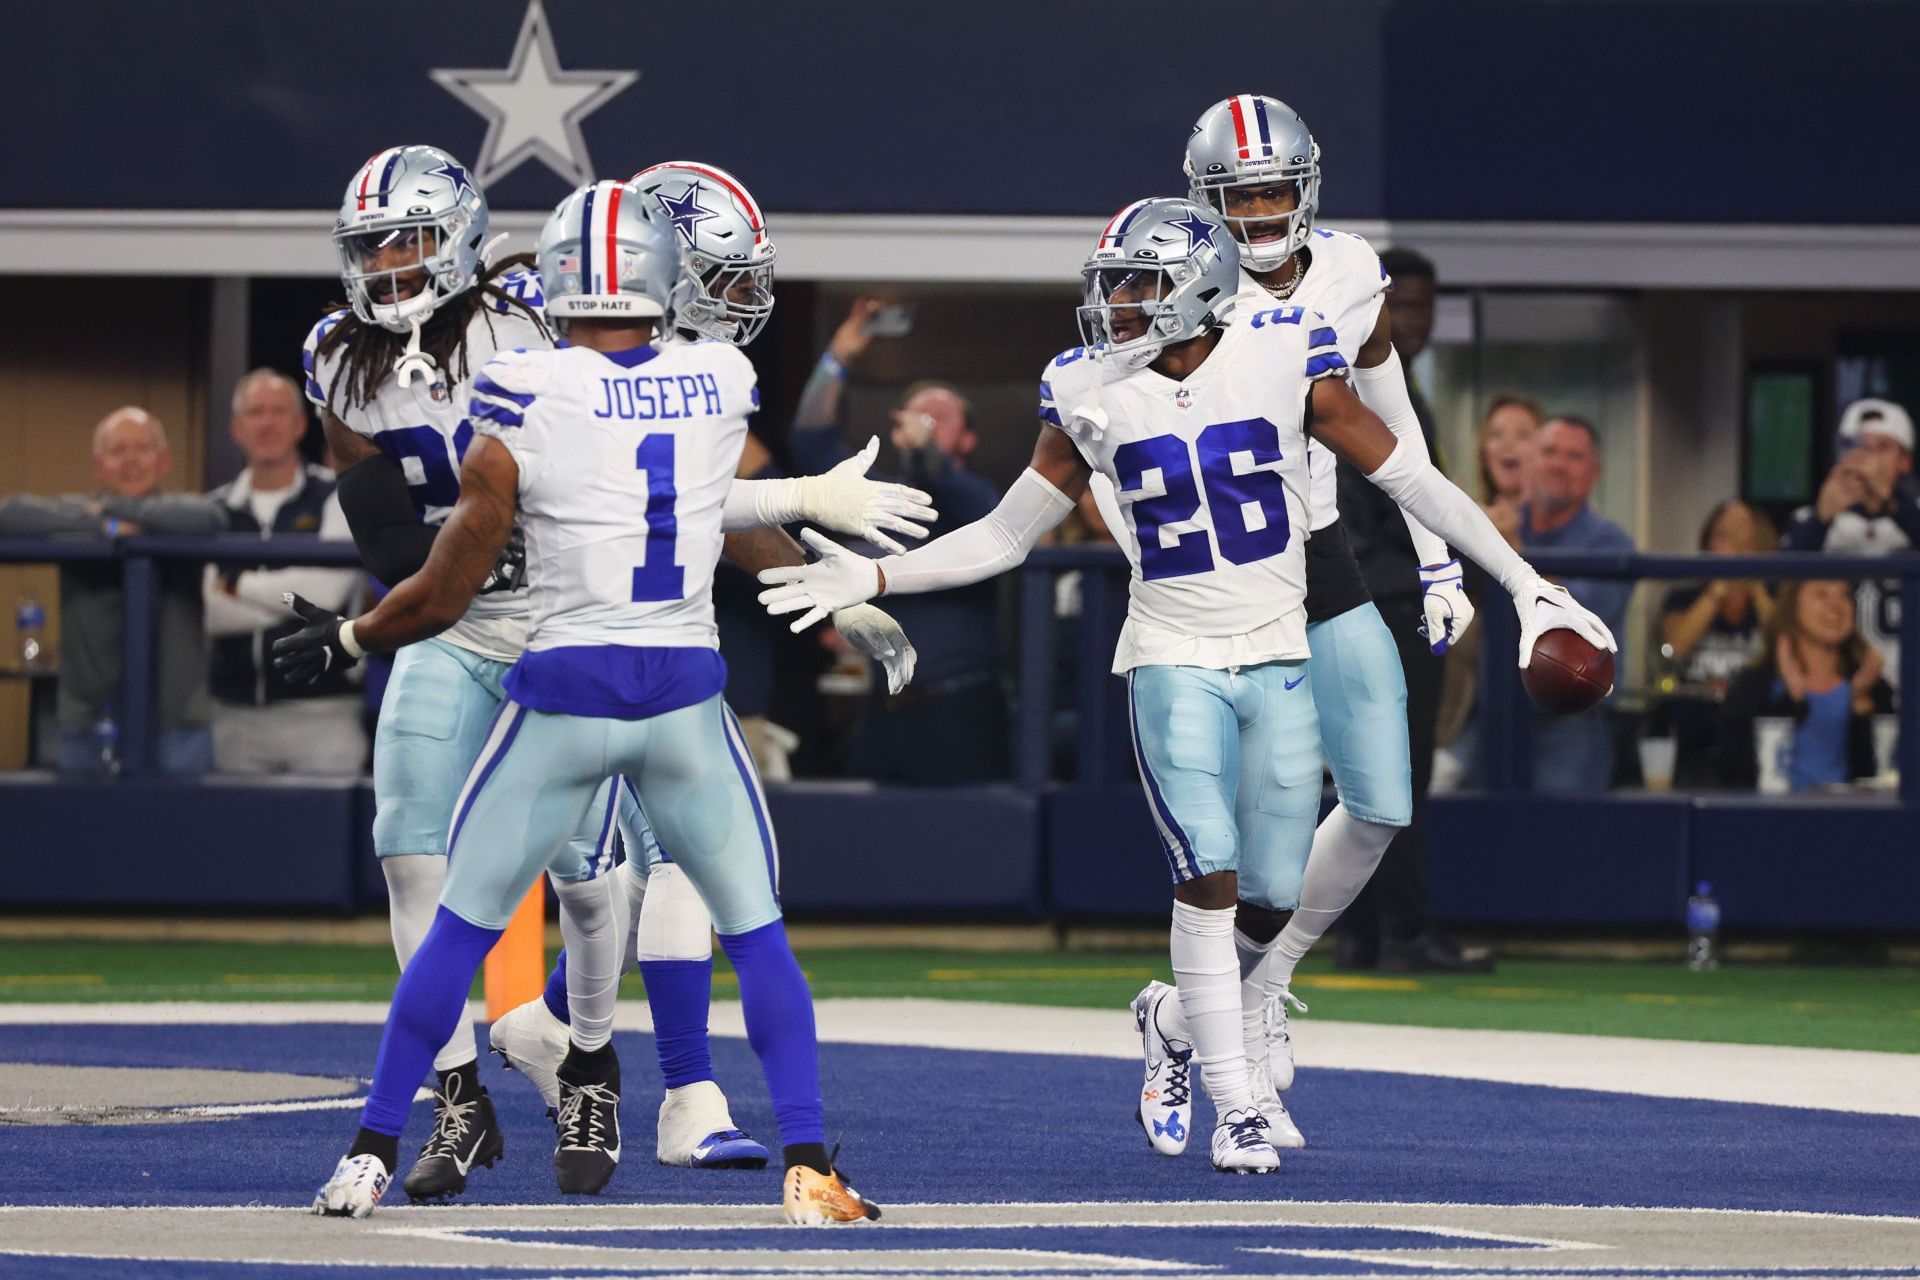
xmin=1522 ymin=628 xmax=1615 ymax=714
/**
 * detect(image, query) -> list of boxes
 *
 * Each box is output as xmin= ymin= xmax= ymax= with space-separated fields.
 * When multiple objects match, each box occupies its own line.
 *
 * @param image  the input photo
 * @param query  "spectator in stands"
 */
xmin=203 ymin=370 xmax=365 ymax=775
xmin=0 ymin=406 xmax=224 ymax=774
xmin=1782 ymin=398 xmax=1918 ymax=687
xmin=1715 ymin=579 xmax=1892 ymax=790
xmin=1653 ymin=500 xmax=1776 ymax=786
xmin=1520 ymin=415 xmax=1635 ymax=791
xmin=1434 ymin=393 xmax=1548 ymax=790
xmin=791 ymin=299 xmax=1008 ymax=782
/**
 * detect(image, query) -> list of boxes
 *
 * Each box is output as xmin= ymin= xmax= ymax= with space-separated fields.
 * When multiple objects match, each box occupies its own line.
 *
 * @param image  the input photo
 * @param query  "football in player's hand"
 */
xmin=1523 ymin=628 xmax=1615 ymax=714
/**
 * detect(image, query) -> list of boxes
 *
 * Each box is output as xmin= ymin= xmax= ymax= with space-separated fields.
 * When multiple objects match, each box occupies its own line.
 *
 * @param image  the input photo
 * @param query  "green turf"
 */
xmin=0 ymin=939 xmax=1913 ymax=1053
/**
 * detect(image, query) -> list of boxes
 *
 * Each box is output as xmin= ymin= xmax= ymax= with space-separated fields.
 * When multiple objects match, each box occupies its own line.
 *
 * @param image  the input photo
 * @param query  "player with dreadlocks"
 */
xmin=300 ymin=145 xmax=928 ymax=1205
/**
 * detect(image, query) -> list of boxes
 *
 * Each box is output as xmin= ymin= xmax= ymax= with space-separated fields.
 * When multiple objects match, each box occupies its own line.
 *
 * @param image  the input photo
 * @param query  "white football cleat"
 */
xmin=311 ymin=1153 xmax=390 ymax=1218
xmin=1248 ymin=1066 xmax=1307 ymax=1150
xmin=489 ymin=996 xmax=570 ymax=1111
xmin=1210 ymin=1107 xmax=1281 ymax=1174
xmin=658 ymin=1079 xmax=770 ymax=1168
xmin=1131 ymin=980 xmax=1194 ymax=1157
xmin=1249 ymin=987 xmax=1307 ymax=1093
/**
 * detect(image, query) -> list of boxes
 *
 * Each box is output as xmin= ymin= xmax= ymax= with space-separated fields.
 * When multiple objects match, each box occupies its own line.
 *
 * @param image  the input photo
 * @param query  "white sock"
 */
xmin=552 ymin=874 xmax=629 ymax=1053
xmin=1235 ymin=927 xmax=1278 ymax=1040
xmin=1170 ymin=900 xmax=1251 ymax=1114
xmin=636 ymin=862 xmax=715 ymax=963
xmin=382 ymin=853 xmax=480 ymax=1073
xmin=1269 ymin=807 xmax=1398 ymax=989
xmin=616 ymin=859 xmax=649 ymax=972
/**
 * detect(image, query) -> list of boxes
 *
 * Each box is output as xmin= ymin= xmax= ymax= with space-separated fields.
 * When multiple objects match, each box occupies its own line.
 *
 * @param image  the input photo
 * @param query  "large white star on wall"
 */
xmin=430 ymin=0 xmax=638 ymax=188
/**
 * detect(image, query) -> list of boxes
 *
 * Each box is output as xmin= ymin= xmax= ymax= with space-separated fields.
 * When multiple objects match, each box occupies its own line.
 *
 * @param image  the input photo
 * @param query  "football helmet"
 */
xmin=1076 ymin=198 xmax=1241 ymax=369
xmin=1184 ymin=95 xmax=1321 ymax=271
xmin=332 ymin=145 xmax=488 ymax=334
xmin=536 ymin=180 xmax=687 ymax=328
xmin=629 ymin=161 xmax=776 ymax=346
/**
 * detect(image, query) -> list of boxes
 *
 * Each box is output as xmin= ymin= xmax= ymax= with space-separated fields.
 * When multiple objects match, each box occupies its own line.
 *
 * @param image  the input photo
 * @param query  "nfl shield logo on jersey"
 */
xmin=1174 ymin=387 xmax=1193 ymax=410
xmin=429 ymin=379 xmax=449 ymax=403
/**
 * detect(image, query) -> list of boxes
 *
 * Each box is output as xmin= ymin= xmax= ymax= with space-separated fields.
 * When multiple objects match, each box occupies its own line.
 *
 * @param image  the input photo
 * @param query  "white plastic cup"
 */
xmin=1755 ymin=717 xmax=1795 ymax=795
xmin=1638 ymin=736 xmax=1678 ymax=791
xmin=1872 ymin=714 xmax=1899 ymax=781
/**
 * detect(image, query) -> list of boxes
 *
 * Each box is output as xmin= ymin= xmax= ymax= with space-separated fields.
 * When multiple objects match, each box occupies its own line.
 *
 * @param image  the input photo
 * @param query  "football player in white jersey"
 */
xmin=757 ymin=198 xmax=1613 ymax=1172
xmin=292 ymin=180 xmax=881 ymax=1224
xmin=301 ymin=148 xmax=920 ymax=1202
xmin=486 ymin=161 xmax=918 ymax=1171
xmin=1106 ymin=94 xmax=1486 ymax=1143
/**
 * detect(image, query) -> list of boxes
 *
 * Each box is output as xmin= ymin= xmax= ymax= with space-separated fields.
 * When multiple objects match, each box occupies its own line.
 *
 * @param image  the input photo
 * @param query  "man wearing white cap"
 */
xmin=1783 ymin=398 xmax=1920 ymax=685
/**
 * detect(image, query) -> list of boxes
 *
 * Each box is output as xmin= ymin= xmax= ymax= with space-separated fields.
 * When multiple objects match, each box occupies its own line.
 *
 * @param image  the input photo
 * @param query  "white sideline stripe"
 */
xmin=2 ymin=998 xmax=1915 ymax=1118
xmin=173 ymin=1087 xmax=431 ymax=1118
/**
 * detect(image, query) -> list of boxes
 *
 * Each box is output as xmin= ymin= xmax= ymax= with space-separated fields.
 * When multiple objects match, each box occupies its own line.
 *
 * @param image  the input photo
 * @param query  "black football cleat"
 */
xmin=553 ymin=1045 xmax=622 ymax=1196
xmin=402 ymin=1064 xmax=504 ymax=1202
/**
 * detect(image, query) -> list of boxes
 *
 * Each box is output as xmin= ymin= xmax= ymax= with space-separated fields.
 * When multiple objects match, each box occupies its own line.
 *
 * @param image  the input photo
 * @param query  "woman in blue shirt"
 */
xmin=1715 ymin=579 xmax=1893 ymax=790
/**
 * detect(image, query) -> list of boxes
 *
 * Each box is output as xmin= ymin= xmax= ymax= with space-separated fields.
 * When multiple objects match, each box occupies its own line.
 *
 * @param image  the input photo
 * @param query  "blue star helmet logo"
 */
xmin=1166 ymin=212 xmax=1218 ymax=253
xmin=425 ymin=161 xmax=476 ymax=203
xmin=655 ymin=184 xmax=717 ymax=248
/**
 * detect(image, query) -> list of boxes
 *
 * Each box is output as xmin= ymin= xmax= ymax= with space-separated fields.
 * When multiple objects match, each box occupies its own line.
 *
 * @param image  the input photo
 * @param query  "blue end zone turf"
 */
xmin=0 ymin=1021 xmax=1916 ymax=1217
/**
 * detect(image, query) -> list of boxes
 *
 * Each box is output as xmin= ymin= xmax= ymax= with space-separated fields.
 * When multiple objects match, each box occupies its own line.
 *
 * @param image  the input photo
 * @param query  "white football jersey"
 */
xmin=1041 ymin=306 xmax=1349 ymax=672
xmin=302 ymin=269 xmax=550 ymax=661
xmin=469 ymin=340 xmax=758 ymax=653
xmin=1239 ymin=226 xmax=1389 ymax=532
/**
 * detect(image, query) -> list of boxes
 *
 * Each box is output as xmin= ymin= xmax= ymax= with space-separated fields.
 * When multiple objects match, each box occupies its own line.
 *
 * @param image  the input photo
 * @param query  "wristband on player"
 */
xmin=818 ymin=352 xmax=845 ymax=380
xmin=338 ymin=620 xmax=366 ymax=660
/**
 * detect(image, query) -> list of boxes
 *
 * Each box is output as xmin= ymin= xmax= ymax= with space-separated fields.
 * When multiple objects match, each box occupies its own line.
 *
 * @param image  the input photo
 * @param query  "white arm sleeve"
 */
xmin=1352 ymin=349 xmax=1453 ymax=568
xmin=721 ymin=477 xmax=803 ymax=532
xmin=878 ymin=467 xmax=1074 ymax=596
xmin=1366 ymin=437 xmax=1535 ymax=596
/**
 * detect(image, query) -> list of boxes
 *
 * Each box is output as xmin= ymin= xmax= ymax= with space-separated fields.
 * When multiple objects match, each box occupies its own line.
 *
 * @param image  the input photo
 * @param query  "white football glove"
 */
xmin=1512 ymin=576 xmax=1617 ymax=669
xmin=794 ymin=436 xmax=937 ymax=555
xmin=1417 ymin=559 xmax=1475 ymax=656
xmin=831 ymin=603 xmax=917 ymax=695
xmin=757 ymin=528 xmax=884 ymax=633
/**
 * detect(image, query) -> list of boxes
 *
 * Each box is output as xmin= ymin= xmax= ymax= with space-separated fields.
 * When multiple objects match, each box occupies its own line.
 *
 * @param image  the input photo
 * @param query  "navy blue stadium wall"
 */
xmin=3 ymin=778 xmax=1918 ymax=933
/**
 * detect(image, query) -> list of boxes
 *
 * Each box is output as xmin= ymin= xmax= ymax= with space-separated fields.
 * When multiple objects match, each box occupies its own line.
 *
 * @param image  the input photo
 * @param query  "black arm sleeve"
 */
xmin=335 ymin=455 xmax=439 ymax=585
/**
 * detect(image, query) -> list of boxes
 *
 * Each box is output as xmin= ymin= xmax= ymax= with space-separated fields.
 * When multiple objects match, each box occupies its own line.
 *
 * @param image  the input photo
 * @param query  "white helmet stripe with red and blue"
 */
xmin=1225 ymin=93 xmax=1277 ymax=162
xmin=575 ymin=180 xmax=629 ymax=297
xmin=1097 ymin=199 xmax=1157 ymax=249
xmin=352 ymin=147 xmax=406 ymax=213
xmin=538 ymin=179 xmax=682 ymax=322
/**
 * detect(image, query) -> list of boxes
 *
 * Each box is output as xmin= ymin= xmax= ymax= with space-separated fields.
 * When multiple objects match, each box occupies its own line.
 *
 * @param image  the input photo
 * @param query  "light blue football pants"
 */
xmin=1126 ymin=659 xmax=1325 ymax=911
xmin=441 ymin=693 xmax=778 ymax=933
xmin=372 ymin=636 xmax=644 ymax=884
xmin=1304 ymin=603 xmax=1414 ymax=829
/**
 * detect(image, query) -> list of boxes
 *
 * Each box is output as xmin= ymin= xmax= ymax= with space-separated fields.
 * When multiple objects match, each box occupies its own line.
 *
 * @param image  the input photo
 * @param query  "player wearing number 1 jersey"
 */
xmin=296 ymin=180 xmax=880 ymax=1224
xmin=756 ymin=197 xmax=1615 ymax=1173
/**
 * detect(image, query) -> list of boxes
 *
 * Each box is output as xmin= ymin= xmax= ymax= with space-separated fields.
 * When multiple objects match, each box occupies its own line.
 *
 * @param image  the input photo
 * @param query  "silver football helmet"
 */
xmin=1077 ymin=198 xmax=1241 ymax=369
xmin=628 ymin=161 xmax=776 ymax=346
xmin=332 ymin=145 xmax=488 ymax=333
xmin=1184 ymin=95 xmax=1321 ymax=271
xmin=536 ymin=180 xmax=687 ymax=329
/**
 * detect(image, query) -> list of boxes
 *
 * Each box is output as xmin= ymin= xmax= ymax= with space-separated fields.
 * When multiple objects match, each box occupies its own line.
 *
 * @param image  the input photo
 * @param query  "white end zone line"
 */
xmin=2 ymin=998 xmax=1916 ymax=1118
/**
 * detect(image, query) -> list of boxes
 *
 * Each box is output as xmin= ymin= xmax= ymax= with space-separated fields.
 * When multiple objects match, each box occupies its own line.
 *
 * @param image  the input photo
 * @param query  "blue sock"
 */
xmin=543 ymin=949 xmax=571 ymax=1024
xmin=718 ymin=920 xmax=823 ymax=1147
xmin=639 ymin=958 xmax=713 ymax=1089
xmin=361 ymin=907 xmax=501 ymax=1137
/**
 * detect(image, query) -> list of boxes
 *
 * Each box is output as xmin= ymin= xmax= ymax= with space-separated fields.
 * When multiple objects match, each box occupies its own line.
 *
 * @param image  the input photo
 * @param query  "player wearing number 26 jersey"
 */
xmin=755 ymin=196 xmax=1618 ymax=1178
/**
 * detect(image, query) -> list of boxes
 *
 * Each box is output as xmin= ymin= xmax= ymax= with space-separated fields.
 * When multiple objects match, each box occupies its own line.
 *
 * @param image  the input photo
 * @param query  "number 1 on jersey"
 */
xmin=632 ymin=434 xmax=684 ymax=601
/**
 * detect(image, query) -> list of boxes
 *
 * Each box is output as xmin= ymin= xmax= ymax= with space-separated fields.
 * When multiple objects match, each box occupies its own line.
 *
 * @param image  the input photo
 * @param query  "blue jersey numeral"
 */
xmin=373 ymin=421 xmax=474 ymax=517
xmin=631 ymin=433 xmax=684 ymax=602
xmin=1115 ymin=417 xmax=1292 ymax=580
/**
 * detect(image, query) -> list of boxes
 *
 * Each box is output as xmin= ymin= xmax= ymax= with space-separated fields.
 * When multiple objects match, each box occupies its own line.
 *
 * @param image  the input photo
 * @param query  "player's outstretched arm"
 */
xmin=1308 ymin=377 xmax=1616 ymax=667
xmin=273 ymin=438 xmax=518 ymax=683
xmin=722 ymin=527 xmax=918 ymax=693
xmin=755 ymin=427 xmax=1086 ymax=632
xmin=721 ymin=435 xmax=938 ymax=555
xmin=1352 ymin=309 xmax=1472 ymax=654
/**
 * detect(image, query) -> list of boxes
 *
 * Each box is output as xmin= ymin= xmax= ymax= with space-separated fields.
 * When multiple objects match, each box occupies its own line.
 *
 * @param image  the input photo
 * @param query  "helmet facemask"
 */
xmin=1188 ymin=156 xmax=1321 ymax=272
xmin=334 ymin=209 xmax=479 ymax=334
xmin=1077 ymin=258 xmax=1217 ymax=370
xmin=680 ymin=250 xmax=776 ymax=346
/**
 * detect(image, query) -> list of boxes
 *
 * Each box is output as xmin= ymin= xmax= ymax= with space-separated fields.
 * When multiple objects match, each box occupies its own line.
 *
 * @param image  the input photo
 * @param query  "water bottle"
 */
xmin=1686 ymin=881 xmax=1720 ymax=971
xmin=93 ymin=702 xmax=120 ymax=776
xmin=15 ymin=594 xmax=45 ymax=671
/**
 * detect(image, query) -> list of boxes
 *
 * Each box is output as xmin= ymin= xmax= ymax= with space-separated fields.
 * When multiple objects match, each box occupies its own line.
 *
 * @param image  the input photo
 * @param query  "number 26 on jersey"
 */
xmin=1114 ymin=417 xmax=1292 ymax=581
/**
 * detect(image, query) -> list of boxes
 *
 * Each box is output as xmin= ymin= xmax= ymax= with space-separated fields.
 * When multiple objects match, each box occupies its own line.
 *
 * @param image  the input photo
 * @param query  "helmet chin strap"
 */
xmin=480 ymin=231 xmax=510 ymax=268
xmin=394 ymin=313 xmax=438 ymax=388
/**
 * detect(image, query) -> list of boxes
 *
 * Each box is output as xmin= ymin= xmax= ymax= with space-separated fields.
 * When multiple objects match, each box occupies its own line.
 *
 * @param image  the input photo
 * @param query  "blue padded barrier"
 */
xmin=1690 ymin=796 xmax=1920 ymax=933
